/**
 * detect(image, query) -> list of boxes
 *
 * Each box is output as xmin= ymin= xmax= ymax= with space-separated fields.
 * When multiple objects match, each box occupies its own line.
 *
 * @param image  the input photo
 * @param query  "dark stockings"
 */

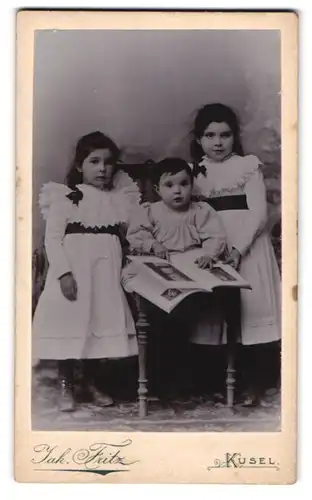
xmin=58 ymin=359 xmax=76 ymax=386
xmin=237 ymin=342 xmax=281 ymax=405
xmin=58 ymin=359 xmax=76 ymax=411
xmin=81 ymin=359 xmax=114 ymax=406
xmin=147 ymin=307 xmax=192 ymax=400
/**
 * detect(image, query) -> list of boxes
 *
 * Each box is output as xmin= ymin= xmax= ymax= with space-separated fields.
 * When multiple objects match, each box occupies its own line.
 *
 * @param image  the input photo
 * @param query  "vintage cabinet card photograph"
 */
xmin=15 ymin=10 xmax=298 ymax=484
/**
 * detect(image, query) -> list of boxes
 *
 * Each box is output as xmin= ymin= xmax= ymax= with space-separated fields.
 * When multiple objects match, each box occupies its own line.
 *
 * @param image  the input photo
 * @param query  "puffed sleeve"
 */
xmin=195 ymin=203 xmax=227 ymax=259
xmin=38 ymin=183 xmax=73 ymax=278
xmin=44 ymin=200 xmax=73 ymax=278
xmin=126 ymin=204 xmax=156 ymax=254
xmin=231 ymin=166 xmax=268 ymax=257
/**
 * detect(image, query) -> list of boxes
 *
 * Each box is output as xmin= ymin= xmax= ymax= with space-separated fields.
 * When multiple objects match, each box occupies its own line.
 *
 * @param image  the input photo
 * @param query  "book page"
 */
xmin=128 ymin=255 xmax=212 ymax=290
xmin=170 ymin=250 xmax=251 ymax=290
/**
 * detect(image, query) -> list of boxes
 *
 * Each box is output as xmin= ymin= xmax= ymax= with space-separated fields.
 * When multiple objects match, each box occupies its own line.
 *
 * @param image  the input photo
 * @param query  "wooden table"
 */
xmin=134 ymin=289 xmax=241 ymax=418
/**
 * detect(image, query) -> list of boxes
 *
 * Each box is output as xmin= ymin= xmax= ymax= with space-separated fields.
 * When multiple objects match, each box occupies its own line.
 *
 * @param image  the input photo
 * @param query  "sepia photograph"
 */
xmin=31 ymin=27 xmax=282 ymax=432
xmin=15 ymin=10 xmax=297 ymax=484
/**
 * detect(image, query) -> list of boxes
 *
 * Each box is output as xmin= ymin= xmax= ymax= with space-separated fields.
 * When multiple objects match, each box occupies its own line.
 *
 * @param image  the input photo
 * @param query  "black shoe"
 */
xmin=88 ymin=384 xmax=114 ymax=407
xmin=239 ymin=390 xmax=260 ymax=407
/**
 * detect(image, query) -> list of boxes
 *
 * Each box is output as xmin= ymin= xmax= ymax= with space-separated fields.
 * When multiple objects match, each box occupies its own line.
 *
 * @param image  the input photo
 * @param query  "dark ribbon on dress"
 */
xmin=192 ymin=162 xmax=207 ymax=177
xmin=65 ymin=222 xmax=121 ymax=236
xmin=66 ymin=188 xmax=84 ymax=206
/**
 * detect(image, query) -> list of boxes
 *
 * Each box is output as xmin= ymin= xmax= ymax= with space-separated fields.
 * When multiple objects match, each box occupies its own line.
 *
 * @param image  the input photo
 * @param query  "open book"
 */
xmin=124 ymin=248 xmax=251 ymax=313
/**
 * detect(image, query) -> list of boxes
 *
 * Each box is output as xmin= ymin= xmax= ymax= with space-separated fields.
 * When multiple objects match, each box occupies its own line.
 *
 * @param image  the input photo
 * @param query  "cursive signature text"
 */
xmin=32 ymin=439 xmax=138 ymax=470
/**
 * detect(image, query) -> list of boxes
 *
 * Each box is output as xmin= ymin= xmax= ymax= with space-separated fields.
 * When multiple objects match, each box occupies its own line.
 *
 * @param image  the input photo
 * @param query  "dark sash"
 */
xmin=207 ymin=195 xmax=248 ymax=212
xmin=65 ymin=222 xmax=121 ymax=236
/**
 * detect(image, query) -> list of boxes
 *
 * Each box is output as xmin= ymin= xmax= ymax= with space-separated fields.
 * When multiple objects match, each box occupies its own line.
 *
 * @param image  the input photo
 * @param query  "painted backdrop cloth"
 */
xmin=32 ymin=171 xmax=140 ymax=361
xmin=191 ymin=154 xmax=281 ymax=346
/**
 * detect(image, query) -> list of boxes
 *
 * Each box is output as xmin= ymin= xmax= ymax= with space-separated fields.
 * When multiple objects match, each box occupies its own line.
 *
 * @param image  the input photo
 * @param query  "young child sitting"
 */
xmin=123 ymin=157 xmax=227 ymax=400
xmin=126 ymin=157 xmax=226 ymax=263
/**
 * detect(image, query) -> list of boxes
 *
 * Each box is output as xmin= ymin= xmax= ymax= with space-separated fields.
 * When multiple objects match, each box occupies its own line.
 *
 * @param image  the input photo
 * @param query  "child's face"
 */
xmin=157 ymin=169 xmax=192 ymax=211
xmin=80 ymin=148 xmax=116 ymax=189
xmin=198 ymin=121 xmax=234 ymax=162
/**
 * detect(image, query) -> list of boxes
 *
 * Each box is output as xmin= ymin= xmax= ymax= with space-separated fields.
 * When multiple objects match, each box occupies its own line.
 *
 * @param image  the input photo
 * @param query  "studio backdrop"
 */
xmin=32 ymin=29 xmax=281 ymax=249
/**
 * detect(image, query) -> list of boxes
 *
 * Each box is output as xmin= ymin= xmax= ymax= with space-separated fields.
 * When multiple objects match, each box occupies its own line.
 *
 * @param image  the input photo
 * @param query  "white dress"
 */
xmin=191 ymin=154 xmax=281 ymax=346
xmin=32 ymin=171 xmax=140 ymax=361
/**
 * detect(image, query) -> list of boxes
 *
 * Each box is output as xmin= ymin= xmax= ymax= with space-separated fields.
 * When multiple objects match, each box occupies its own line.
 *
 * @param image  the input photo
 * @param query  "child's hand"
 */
xmin=223 ymin=248 xmax=241 ymax=270
xmin=195 ymin=255 xmax=214 ymax=269
xmin=121 ymin=263 xmax=138 ymax=292
xmin=152 ymin=241 xmax=169 ymax=260
xmin=59 ymin=272 xmax=78 ymax=301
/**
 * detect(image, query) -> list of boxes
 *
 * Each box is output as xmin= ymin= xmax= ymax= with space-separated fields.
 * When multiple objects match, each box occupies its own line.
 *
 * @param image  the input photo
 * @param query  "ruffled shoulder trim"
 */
xmin=111 ymin=190 xmax=142 ymax=225
xmin=39 ymin=174 xmax=142 ymax=225
xmin=228 ymin=154 xmax=261 ymax=187
xmin=114 ymin=169 xmax=136 ymax=188
xmin=242 ymin=154 xmax=262 ymax=172
xmin=38 ymin=182 xmax=73 ymax=220
xmin=113 ymin=169 xmax=142 ymax=207
xmin=198 ymin=154 xmax=262 ymax=197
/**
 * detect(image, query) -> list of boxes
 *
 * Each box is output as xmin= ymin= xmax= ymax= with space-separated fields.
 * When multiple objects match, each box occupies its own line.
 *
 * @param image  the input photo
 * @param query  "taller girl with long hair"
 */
xmin=190 ymin=103 xmax=281 ymax=405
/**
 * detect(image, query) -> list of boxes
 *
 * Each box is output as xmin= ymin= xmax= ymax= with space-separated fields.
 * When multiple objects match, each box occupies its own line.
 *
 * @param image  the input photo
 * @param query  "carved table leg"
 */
xmin=224 ymin=289 xmax=241 ymax=408
xmin=135 ymin=294 xmax=149 ymax=418
xmin=226 ymin=339 xmax=236 ymax=408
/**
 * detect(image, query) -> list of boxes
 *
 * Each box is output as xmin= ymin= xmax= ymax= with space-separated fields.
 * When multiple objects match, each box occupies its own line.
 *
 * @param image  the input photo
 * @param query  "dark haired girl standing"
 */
xmin=190 ymin=104 xmax=281 ymax=405
xmin=33 ymin=132 xmax=140 ymax=412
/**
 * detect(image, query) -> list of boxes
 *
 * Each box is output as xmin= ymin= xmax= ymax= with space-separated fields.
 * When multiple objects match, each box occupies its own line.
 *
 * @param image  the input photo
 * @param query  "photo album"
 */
xmin=125 ymin=251 xmax=251 ymax=312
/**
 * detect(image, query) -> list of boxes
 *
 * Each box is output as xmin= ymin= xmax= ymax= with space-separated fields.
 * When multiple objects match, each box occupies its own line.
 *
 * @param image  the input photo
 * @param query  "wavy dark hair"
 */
xmin=190 ymin=103 xmax=244 ymax=173
xmin=66 ymin=131 xmax=121 ymax=189
xmin=152 ymin=157 xmax=194 ymax=187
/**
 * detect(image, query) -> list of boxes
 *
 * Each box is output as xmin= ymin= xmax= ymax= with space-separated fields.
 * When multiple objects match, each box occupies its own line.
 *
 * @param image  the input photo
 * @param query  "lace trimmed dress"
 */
xmin=191 ymin=154 xmax=281 ymax=346
xmin=32 ymin=171 xmax=140 ymax=361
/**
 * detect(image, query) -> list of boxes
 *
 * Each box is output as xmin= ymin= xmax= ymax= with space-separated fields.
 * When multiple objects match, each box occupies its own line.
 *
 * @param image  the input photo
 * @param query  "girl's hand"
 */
xmin=195 ymin=255 xmax=214 ymax=269
xmin=59 ymin=272 xmax=78 ymax=301
xmin=152 ymin=241 xmax=169 ymax=260
xmin=121 ymin=263 xmax=138 ymax=292
xmin=223 ymin=248 xmax=241 ymax=270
